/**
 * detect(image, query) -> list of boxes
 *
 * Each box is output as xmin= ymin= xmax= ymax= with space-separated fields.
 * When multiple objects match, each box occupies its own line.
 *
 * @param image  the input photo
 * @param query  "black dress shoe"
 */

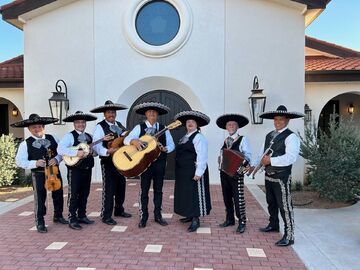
xmin=114 ymin=212 xmax=132 ymax=218
xmin=275 ymin=237 xmax=294 ymax=247
xmin=219 ymin=220 xmax=235 ymax=227
xmin=69 ymin=222 xmax=82 ymax=230
xmin=155 ymin=217 xmax=168 ymax=226
xmin=138 ymin=219 xmax=147 ymax=228
xmin=102 ymin=218 xmax=117 ymax=225
xmin=259 ymin=224 xmax=279 ymax=232
xmin=78 ymin=217 xmax=95 ymax=224
xmin=187 ymin=217 xmax=200 ymax=232
xmin=53 ymin=217 xmax=69 ymax=224
xmin=236 ymin=223 xmax=246 ymax=234
xmin=36 ymin=224 xmax=47 ymax=233
xmin=179 ymin=217 xmax=192 ymax=223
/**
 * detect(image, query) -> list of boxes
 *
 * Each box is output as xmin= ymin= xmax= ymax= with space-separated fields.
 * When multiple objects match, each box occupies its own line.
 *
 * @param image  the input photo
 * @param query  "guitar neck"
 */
xmin=89 ymin=137 xmax=106 ymax=147
xmin=154 ymin=127 xmax=168 ymax=138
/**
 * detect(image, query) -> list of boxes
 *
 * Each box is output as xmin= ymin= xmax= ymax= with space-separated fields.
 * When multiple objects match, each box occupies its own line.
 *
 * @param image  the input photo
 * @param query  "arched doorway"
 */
xmin=0 ymin=97 xmax=23 ymax=140
xmin=318 ymin=92 xmax=360 ymax=133
xmin=127 ymin=90 xmax=192 ymax=179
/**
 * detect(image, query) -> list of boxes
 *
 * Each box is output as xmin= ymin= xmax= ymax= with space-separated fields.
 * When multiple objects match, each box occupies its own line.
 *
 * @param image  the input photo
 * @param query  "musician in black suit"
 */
xmin=216 ymin=114 xmax=252 ymax=233
xmin=256 ymin=105 xmax=304 ymax=246
xmin=124 ymin=102 xmax=175 ymax=228
xmin=13 ymin=114 xmax=68 ymax=233
xmin=173 ymin=110 xmax=211 ymax=232
xmin=91 ymin=101 xmax=132 ymax=225
xmin=58 ymin=111 xmax=98 ymax=230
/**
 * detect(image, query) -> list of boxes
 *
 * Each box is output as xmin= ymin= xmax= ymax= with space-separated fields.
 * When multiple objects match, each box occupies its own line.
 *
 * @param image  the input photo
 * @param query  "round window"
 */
xmin=135 ymin=0 xmax=180 ymax=46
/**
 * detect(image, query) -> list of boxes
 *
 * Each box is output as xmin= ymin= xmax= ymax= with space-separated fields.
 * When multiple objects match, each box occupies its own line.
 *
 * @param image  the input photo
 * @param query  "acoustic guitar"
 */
xmin=113 ymin=120 xmax=182 ymax=177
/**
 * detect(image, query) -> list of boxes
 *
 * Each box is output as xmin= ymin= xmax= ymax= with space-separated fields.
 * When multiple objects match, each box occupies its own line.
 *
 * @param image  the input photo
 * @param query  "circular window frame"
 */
xmin=123 ymin=0 xmax=193 ymax=58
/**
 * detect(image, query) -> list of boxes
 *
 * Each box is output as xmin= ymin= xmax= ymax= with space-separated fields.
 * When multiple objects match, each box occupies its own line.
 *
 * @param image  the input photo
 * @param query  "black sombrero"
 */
xmin=216 ymin=113 xmax=249 ymax=129
xmin=133 ymin=102 xmax=170 ymax=115
xmin=259 ymin=105 xmax=304 ymax=119
xmin=174 ymin=110 xmax=210 ymax=127
xmin=11 ymin=114 xmax=58 ymax=128
xmin=90 ymin=100 xmax=128 ymax=113
xmin=63 ymin=111 xmax=97 ymax=122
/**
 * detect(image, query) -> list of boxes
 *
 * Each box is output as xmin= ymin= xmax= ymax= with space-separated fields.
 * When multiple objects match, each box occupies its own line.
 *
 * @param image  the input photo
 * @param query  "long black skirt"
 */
xmin=174 ymin=165 xmax=211 ymax=218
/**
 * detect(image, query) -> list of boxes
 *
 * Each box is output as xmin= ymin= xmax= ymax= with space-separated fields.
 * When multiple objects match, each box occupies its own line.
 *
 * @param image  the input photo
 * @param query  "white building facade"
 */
xmin=1 ymin=0 xmax=333 ymax=183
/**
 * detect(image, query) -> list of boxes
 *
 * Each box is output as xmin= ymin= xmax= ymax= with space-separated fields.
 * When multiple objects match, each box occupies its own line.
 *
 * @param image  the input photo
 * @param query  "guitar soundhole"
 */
xmin=123 ymin=151 xmax=133 ymax=161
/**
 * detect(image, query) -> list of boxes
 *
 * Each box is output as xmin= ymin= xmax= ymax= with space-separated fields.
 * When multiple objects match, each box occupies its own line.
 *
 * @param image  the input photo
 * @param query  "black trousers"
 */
xmin=100 ymin=158 xmax=126 ymax=219
xmin=265 ymin=173 xmax=294 ymax=241
xmin=220 ymin=171 xmax=246 ymax=224
xmin=139 ymin=159 xmax=166 ymax=220
xmin=67 ymin=167 xmax=92 ymax=221
xmin=31 ymin=171 xmax=64 ymax=225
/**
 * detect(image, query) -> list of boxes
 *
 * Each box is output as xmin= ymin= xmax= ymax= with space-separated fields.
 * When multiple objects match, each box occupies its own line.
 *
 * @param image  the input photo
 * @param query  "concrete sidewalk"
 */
xmin=247 ymin=184 xmax=360 ymax=270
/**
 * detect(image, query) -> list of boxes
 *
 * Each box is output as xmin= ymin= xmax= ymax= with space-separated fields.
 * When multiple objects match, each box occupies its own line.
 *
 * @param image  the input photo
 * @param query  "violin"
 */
xmin=44 ymin=149 xmax=62 ymax=191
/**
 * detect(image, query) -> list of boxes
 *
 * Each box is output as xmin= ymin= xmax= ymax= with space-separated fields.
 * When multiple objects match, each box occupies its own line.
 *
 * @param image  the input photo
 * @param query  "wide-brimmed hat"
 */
xmin=174 ymin=110 xmax=210 ymax=127
xmin=133 ymin=102 xmax=170 ymax=115
xmin=11 ymin=114 xmax=58 ymax=128
xmin=63 ymin=111 xmax=97 ymax=122
xmin=216 ymin=113 xmax=249 ymax=129
xmin=259 ymin=105 xmax=304 ymax=119
xmin=90 ymin=100 xmax=128 ymax=113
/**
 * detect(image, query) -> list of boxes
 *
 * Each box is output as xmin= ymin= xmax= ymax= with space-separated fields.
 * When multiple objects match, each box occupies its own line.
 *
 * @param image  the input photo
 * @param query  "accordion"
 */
xmin=219 ymin=148 xmax=248 ymax=177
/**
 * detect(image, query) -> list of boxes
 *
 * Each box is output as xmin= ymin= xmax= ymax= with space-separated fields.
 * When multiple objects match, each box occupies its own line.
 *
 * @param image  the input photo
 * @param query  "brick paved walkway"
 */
xmin=0 ymin=180 xmax=307 ymax=270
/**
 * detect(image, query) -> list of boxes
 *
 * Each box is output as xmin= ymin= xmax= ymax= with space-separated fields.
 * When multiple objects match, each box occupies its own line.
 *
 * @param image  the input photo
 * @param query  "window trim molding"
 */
xmin=123 ymin=0 xmax=193 ymax=58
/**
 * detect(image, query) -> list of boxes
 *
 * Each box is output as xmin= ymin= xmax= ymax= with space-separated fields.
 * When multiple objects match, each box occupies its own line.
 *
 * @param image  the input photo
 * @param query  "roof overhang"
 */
xmin=1 ymin=0 xmax=331 ymax=30
xmin=306 ymin=70 xmax=360 ymax=82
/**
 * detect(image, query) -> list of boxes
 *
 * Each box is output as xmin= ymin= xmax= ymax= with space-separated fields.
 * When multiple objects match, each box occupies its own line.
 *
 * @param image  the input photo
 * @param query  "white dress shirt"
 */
xmin=92 ymin=120 xmax=126 ymax=157
xmin=123 ymin=120 xmax=175 ymax=153
xmin=16 ymin=134 xmax=62 ymax=170
xmin=57 ymin=130 xmax=89 ymax=157
xmin=225 ymin=133 xmax=253 ymax=165
xmin=254 ymin=127 xmax=300 ymax=167
xmin=183 ymin=130 xmax=208 ymax=177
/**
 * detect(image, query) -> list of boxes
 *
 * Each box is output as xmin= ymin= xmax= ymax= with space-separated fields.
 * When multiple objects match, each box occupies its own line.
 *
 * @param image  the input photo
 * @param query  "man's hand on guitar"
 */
xmin=77 ymin=150 xmax=86 ymax=159
xmin=157 ymin=142 xmax=168 ymax=153
xmin=36 ymin=159 xmax=46 ymax=168
xmin=106 ymin=148 xmax=117 ymax=155
xmin=49 ymin=158 xmax=58 ymax=166
xmin=103 ymin=133 xmax=115 ymax=142
xmin=131 ymin=139 xmax=145 ymax=151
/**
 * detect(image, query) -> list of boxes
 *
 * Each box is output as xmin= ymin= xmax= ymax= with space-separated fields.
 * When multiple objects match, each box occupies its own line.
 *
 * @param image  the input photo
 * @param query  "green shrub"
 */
xmin=300 ymin=116 xmax=360 ymax=202
xmin=0 ymin=134 xmax=18 ymax=187
xmin=292 ymin=180 xmax=303 ymax=191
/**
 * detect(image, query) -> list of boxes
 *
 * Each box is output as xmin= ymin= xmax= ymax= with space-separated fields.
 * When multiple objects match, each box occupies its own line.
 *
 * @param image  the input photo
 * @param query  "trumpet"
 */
xmin=248 ymin=141 xmax=274 ymax=179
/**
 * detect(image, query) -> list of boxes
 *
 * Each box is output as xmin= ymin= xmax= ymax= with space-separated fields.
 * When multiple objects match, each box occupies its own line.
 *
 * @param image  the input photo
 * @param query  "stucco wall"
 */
xmin=23 ymin=0 xmax=306 ymax=183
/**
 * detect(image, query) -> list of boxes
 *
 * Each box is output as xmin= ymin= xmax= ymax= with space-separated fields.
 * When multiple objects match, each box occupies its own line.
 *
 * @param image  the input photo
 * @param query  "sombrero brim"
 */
xmin=259 ymin=111 xmax=304 ymax=119
xmin=63 ymin=113 xmax=97 ymax=122
xmin=174 ymin=111 xmax=210 ymax=127
xmin=133 ymin=102 xmax=170 ymax=115
xmin=90 ymin=104 xmax=128 ymax=113
xmin=11 ymin=117 xmax=58 ymax=128
xmin=216 ymin=114 xmax=249 ymax=129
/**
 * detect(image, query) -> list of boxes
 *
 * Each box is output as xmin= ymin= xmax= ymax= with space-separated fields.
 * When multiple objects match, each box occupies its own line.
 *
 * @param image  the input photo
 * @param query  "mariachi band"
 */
xmin=13 ymin=100 xmax=303 ymax=247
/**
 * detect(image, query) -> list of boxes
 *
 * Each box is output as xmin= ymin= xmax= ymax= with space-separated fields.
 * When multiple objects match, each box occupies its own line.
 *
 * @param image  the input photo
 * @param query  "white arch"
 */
xmin=115 ymin=76 xmax=203 ymax=120
xmin=305 ymin=82 xmax=360 ymax=125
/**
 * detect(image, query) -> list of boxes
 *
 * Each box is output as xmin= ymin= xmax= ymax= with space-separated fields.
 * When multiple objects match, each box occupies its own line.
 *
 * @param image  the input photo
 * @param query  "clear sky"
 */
xmin=0 ymin=0 xmax=359 ymax=62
